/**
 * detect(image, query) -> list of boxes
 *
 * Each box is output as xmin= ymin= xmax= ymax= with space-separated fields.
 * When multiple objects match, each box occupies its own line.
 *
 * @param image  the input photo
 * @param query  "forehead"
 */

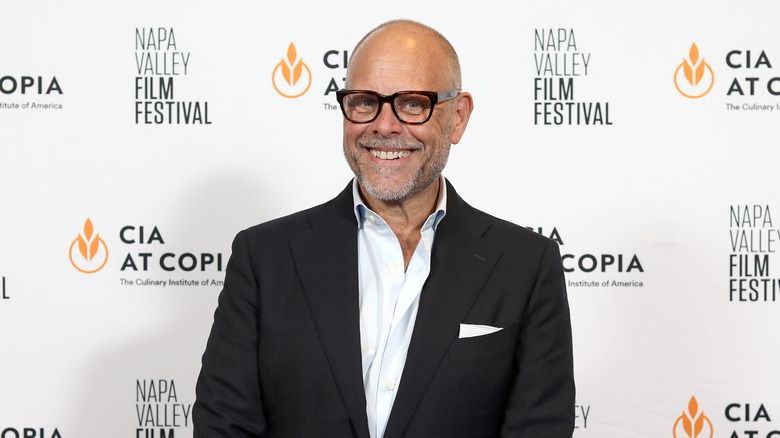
xmin=348 ymin=27 xmax=449 ymax=92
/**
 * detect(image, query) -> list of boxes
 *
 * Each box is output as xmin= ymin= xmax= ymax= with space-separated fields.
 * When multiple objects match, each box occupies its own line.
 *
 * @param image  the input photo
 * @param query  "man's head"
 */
xmin=340 ymin=20 xmax=473 ymax=203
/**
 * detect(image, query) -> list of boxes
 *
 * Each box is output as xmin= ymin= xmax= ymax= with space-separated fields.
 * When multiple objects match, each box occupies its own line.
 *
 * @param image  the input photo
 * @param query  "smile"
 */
xmin=369 ymin=149 xmax=412 ymax=160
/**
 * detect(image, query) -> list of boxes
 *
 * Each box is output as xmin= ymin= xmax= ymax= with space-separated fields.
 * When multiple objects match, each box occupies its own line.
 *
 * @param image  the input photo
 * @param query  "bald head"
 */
xmin=346 ymin=20 xmax=462 ymax=90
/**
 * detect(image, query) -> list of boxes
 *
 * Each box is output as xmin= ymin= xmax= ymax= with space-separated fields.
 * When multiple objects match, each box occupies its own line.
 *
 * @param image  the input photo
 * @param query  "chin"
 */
xmin=360 ymin=177 xmax=417 ymax=202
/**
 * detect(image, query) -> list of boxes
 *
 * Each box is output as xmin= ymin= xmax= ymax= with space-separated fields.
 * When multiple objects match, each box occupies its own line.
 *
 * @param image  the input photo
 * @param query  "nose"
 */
xmin=370 ymin=101 xmax=403 ymax=136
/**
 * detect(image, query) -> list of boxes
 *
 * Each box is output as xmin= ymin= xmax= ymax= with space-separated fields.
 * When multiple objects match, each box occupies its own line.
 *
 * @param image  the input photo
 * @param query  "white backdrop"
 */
xmin=2 ymin=1 xmax=780 ymax=437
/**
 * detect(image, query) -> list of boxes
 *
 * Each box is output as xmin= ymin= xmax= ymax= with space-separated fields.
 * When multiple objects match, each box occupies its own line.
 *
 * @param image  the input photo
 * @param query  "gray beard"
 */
xmin=348 ymin=135 xmax=448 ymax=202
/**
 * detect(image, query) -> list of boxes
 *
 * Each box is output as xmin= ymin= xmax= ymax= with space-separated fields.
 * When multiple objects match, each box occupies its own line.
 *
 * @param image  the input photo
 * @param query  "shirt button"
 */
xmin=368 ymin=215 xmax=377 ymax=223
xmin=386 ymin=381 xmax=395 ymax=391
xmin=386 ymin=261 xmax=397 ymax=270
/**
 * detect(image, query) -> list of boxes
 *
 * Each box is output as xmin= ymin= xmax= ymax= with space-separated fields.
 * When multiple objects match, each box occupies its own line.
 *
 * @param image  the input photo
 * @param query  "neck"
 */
xmin=359 ymin=179 xmax=441 ymax=270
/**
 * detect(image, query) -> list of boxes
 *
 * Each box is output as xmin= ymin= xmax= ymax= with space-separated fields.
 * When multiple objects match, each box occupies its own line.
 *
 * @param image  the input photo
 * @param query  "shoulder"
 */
xmin=467 ymin=203 xmax=557 ymax=254
xmin=243 ymin=205 xmax=318 ymax=239
xmin=237 ymin=183 xmax=354 ymax=246
xmin=446 ymin=181 xmax=556 ymax=254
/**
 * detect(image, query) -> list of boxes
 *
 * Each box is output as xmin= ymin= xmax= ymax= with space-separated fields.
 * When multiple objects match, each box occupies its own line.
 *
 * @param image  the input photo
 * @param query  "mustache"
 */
xmin=356 ymin=135 xmax=424 ymax=150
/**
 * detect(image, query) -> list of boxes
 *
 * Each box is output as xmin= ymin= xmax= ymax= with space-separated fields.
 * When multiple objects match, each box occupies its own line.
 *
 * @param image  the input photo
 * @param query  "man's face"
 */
xmin=342 ymin=30 xmax=456 ymax=203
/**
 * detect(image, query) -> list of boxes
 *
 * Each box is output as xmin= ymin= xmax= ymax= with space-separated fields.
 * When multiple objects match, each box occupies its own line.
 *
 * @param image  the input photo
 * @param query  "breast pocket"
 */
xmin=448 ymin=321 xmax=519 ymax=362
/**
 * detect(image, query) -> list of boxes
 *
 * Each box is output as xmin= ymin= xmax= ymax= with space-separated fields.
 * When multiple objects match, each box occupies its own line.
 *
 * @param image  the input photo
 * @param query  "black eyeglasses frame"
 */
xmin=335 ymin=89 xmax=460 ymax=125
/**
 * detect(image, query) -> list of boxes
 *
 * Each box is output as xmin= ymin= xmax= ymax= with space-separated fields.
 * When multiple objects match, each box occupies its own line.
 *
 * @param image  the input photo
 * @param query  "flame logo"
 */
xmin=673 ymin=396 xmax=713 ymax=438
xmin=674 ymin=43 xmax=714 ymax=98
xmin=272 ymin=43 xmax=312 ymax=98
xmin=69 ymin=218 xmax=108 ymax=274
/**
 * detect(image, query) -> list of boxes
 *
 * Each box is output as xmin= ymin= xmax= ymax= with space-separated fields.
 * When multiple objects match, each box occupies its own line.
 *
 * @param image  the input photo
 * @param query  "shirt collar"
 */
xmin=352 ymin=175 xmax=448 ymax=231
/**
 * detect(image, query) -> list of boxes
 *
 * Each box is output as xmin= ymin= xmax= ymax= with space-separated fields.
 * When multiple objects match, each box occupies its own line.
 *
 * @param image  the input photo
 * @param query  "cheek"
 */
xmin=344 ymin=123 xmax=366 ymax=145
xmin=408 ymin=124 xmax=443 ymax=147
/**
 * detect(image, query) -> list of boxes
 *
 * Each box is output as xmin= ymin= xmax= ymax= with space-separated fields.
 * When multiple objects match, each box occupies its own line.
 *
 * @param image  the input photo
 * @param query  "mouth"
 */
xmin=368 ymin=149 xmax=412 ymax=160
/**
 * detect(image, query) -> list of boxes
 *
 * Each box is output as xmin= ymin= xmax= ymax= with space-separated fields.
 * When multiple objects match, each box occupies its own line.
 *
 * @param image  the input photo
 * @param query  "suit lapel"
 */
xmin=383 ymin=182 xmax=502 ymax=438
xmin=288 ymin=185 xmax=371 ymax=438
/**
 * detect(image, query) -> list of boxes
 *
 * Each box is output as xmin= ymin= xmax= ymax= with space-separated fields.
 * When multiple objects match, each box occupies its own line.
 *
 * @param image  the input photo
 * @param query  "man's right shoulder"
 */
xmin=238 ymin=185 xmax=354 ymax=245
xmin=244 ymin=204 xmax=319 ymax=238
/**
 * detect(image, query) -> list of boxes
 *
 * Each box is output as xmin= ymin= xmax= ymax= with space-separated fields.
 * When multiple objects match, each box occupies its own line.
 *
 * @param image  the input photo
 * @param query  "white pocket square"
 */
xmin=458 ymin=323 xmax=503 ymax=338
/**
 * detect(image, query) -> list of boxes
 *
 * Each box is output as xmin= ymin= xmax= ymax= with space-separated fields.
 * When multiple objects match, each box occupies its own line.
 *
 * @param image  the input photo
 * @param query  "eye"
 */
xmin=356 ymin=99 xmax=374 ymax=108
xmin=397 ymin=96 xmax=428 ymax=114
xmin=349 ymin=95 xmax=376 ymax=113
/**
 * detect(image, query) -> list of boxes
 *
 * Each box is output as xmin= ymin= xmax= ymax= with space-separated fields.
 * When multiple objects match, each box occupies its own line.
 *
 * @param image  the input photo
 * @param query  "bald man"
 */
xmin=194 ymin=20 xmax=575 ymax=438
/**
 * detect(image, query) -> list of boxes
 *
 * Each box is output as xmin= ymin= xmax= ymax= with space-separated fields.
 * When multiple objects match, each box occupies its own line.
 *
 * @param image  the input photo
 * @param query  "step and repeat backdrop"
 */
xmin=2 ymin=0 xmax=779 ymax=437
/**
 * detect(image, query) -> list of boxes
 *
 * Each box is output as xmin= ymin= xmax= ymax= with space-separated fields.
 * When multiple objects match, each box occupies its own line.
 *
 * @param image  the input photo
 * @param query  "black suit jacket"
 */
xmin=194 ymin=181 xmax=575 ymax=437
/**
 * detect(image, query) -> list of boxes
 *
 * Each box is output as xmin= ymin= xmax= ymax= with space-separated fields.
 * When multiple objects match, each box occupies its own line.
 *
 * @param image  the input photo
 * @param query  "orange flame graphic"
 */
xmin=84 ymin=218 xmax=93 ymax=241
xmin=78 ymin=235 xmax=88 ymax=261
xmin=682 ymin=44 xmax=707 ymax=87
xmin=674 ymin=396 xmax=712 ymax=438
xmin=272 ymin=42 xmax=312 ymax=98
xmin=77 ymin=218 xmax=100 ymax=261
xmin=674 ymin=43 xmax=714 ymax=98
xmin=281 ymin=43 xmax=304 ymax=86
xmin=69 ymin=218 xmax=109 ymax=273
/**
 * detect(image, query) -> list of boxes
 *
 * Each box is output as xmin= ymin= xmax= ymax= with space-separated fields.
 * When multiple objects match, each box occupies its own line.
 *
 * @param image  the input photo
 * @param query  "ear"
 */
xmin=448 ymin=92 xmax=474 ymax=144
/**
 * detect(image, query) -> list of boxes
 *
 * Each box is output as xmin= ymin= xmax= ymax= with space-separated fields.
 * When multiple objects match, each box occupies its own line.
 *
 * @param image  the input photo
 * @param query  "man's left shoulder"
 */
xmin=446 ymin=180 xmax=554 ymax=250
xmin=469 ymin=205 xmax=556 ymax=251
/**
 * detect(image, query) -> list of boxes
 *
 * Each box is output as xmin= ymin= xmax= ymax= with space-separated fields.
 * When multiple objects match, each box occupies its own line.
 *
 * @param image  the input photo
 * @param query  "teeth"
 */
xmin=370 ymin=149 xmax=411 ymax=160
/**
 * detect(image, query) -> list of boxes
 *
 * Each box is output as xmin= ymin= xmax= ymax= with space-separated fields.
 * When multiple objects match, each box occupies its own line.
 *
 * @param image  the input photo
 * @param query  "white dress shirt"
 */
xmin=352 ymin=177 xmax=447 ymax=438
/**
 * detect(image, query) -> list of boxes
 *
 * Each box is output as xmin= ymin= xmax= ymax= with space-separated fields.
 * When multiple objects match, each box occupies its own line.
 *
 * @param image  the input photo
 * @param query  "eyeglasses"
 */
xmin=336 ymin=90 xmax=460 ymax=125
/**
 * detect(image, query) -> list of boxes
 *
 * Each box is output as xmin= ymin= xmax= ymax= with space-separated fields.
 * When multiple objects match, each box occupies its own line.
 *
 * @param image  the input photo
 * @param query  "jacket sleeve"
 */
xmin=500 ymin=239 xmax=575 ymax=438
xmin=194 ymin=230 xmax=268 ymax=437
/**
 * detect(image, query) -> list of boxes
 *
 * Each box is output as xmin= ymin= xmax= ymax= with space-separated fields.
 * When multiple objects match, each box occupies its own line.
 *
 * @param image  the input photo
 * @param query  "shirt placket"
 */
xmin=374 ymin=222 xmax=435 ymax=437
xmin=372 ymin=222 xmax=404 ymax=437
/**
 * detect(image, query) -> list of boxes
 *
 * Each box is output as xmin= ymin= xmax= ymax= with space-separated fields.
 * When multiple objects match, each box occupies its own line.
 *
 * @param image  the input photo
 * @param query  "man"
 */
xmin=194 ymin=20 xmax=574 ymax=437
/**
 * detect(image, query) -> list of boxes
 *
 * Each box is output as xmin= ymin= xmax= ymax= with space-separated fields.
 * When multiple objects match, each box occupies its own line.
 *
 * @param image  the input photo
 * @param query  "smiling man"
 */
xmin=194 ymin=20 xmax=575 ymax=438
